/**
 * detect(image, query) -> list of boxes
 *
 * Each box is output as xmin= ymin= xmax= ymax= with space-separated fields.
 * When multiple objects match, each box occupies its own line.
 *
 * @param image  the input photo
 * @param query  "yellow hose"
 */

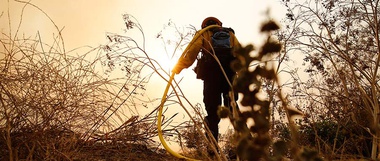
xmin=157 ymin=25 xmax=220 ymax=160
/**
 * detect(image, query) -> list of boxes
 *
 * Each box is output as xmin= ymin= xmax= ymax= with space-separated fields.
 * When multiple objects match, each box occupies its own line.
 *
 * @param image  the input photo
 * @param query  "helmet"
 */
xmin=201 ymin=17 xmax=222 ymax=29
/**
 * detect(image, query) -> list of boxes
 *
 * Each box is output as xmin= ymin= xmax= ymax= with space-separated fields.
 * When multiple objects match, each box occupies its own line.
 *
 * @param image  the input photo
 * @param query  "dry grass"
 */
xmin=0 ymin=10 xmax=181 ymax=160
xmin=75 ymin=142 xmax=180 ymax=161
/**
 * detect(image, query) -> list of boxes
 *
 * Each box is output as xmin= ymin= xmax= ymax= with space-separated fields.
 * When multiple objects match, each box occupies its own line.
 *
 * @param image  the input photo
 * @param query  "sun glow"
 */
xmin=155 ymin=55 xmax=178 ymax=73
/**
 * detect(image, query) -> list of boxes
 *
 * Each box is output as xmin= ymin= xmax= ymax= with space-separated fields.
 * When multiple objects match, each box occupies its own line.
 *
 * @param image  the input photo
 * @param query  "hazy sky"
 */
xmin=1 ymin=0 xmax=288 ymax=146
xmin=1 ymin=0 xmax=286 ymax=48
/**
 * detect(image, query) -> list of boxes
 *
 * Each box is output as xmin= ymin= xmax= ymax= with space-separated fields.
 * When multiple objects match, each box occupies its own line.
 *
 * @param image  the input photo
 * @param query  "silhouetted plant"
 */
xmin=216 ymin=16 xmax=324 ymax=160
xmin=279 ymin=0 xmax=380 ymax=159
xmin=0 ymin=2 xmax=179 ymax=161
xmin=218 ymin=19 xmax=282 ymax=161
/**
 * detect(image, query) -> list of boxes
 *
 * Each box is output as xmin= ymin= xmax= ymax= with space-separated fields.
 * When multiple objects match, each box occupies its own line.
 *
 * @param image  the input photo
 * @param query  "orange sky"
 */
xmin=1 ymin=0 xmax=286 ymax=48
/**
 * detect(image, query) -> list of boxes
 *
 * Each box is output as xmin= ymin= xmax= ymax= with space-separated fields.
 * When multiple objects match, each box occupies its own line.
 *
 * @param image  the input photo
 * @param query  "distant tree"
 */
xmin=279 ymin=0 xmax=380 ymax=159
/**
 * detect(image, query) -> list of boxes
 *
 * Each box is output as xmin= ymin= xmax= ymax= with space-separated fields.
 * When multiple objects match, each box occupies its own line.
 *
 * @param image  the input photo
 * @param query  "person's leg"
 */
xmin=222 ymin=91 xmax=239 ymax=117
xmin=203 ymin=79 xmax=221 ymax=142
xmin=221 ymin=66 xmax=238 ymax=113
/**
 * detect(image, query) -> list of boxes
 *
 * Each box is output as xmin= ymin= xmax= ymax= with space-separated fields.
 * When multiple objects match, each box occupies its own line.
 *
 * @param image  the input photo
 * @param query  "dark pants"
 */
xmin=203 ymin=57 xmax=236 ymax=142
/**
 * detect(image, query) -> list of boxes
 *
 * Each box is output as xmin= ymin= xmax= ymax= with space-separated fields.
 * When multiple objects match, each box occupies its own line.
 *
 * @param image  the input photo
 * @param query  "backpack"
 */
xmin=211 ymin=27 xmax=232 ymax=48
xmin=194 ymin=27 xmax=235 ymax=80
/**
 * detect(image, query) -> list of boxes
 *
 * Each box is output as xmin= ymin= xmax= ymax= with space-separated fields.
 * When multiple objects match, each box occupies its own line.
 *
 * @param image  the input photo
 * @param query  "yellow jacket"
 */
xmin=172 ymin=27 xmax=240 ymax=74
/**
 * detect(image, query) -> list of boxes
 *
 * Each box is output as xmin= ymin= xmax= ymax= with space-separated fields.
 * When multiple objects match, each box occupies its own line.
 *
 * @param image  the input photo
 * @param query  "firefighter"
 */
xmin=172 ymin=17 xmax=240 ymax=142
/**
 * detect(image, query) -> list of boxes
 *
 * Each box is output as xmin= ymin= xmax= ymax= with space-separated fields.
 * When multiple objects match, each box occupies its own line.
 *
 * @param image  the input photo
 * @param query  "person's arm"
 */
xmin=172 ymin=32 xmax=204 ymax=74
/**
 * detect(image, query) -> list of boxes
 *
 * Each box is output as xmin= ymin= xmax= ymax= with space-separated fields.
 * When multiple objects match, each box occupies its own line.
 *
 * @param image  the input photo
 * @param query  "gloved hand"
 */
xmin=172 ymin=66 xmax=182 ymax=74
